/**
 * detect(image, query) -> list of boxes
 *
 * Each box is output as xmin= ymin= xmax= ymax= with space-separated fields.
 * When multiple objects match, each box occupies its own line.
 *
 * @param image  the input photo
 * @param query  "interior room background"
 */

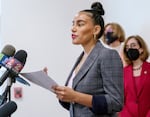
xmin=0 ymin=0 xmax=150 ymax=116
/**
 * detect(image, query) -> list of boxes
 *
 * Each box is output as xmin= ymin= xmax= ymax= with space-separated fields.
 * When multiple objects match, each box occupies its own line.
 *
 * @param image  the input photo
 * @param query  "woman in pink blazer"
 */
xmin=119 ymin=35 xmax=150 ymax=117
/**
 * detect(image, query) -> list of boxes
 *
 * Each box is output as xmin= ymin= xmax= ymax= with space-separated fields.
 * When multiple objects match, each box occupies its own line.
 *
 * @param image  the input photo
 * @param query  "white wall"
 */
xmin=0 ymin=0 xmax=150 ymax=117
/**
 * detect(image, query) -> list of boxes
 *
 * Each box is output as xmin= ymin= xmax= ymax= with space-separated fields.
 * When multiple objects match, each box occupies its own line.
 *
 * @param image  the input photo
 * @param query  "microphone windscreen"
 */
xmin=1 ymin=44 xmax=16 ymax=57
xmin=0 ymin=101 xmax=17 ymax=117
xmin=14 ymin=50 xmax=28 ymax=65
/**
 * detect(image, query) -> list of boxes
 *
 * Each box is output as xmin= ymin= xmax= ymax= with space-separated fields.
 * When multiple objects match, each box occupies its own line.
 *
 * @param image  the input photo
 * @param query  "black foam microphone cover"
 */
xmin=14 ymin=50 xmax=27 ymax=65
xmin=0 ymin=101 xmax=17 ymax=117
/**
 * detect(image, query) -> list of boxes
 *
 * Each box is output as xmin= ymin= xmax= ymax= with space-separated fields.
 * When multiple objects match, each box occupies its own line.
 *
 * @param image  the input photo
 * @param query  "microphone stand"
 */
xmin=0 ymin=77 xmax=15 ymax=117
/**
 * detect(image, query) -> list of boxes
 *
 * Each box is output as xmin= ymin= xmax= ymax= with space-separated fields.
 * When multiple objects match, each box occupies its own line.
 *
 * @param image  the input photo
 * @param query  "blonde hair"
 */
xmin=102 ymin=22 xmax=125 ymax=43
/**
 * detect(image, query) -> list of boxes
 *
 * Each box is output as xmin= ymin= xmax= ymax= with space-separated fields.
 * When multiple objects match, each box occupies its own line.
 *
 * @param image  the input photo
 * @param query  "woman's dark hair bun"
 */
xmin=91 ymin=2 xmax=104 ymax=15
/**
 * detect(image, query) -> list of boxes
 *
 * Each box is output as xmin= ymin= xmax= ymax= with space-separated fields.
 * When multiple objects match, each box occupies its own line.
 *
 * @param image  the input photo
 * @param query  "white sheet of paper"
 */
xmin=20 ymin=70 xmax=58 ymax=93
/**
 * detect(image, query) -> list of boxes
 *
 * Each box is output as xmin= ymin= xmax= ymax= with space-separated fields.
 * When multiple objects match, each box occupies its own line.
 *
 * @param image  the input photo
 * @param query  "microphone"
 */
xmin=0 ymin=44 xmax=16 ymax=65
xmin=0 ymin=50 xmax=28 ymax=86
xmin=7 ymin=49 xmax=30 ymax=86
xmin=0 ymin=101 xmax=17 ymax=117
xmin=16 ymin=76 xmax=30 ymax=86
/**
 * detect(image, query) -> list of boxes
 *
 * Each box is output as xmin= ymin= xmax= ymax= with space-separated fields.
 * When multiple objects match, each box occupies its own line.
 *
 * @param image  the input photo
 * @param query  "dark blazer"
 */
xmin=119 ymin=61 xmax=150 ymax=117
xmin=60 ymin=40 xmax=124 ymax=117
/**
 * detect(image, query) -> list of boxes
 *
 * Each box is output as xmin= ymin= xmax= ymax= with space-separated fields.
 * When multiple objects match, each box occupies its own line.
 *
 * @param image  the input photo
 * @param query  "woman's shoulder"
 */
xmin=143 ymin=61 xmax=150 ymax=67
xmin=98 ymin=40 xmax=116 ymax=52
xmin=124 ymin=64 xmax=132 ymax=70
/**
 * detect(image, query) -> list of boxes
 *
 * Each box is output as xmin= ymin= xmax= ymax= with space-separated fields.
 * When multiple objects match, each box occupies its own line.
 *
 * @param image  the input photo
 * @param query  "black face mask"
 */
xmin=105 ymin=32 xmax=118 ymax=44
xmin=126 ymin=48 xmax=140 ymax=61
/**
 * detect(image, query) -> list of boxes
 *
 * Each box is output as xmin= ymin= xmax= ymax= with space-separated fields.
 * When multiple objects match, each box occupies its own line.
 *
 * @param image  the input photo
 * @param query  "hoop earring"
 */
xmin=93 ymin=34 xmax=97 ymax=40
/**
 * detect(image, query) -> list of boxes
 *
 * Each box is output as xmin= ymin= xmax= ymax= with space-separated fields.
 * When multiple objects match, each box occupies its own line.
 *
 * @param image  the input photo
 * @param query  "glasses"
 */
xmin=125 ymin=43 xmax=139 ymax=50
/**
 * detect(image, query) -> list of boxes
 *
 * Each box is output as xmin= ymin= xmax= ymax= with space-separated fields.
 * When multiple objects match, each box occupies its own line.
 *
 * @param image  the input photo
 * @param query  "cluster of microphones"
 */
xmin=0 ymin=44 xmax=29 ymax=117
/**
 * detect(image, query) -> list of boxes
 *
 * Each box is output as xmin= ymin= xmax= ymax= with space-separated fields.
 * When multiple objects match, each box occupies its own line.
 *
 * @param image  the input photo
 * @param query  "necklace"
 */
xmin=133 ymin=64 xmax=142 ymax=71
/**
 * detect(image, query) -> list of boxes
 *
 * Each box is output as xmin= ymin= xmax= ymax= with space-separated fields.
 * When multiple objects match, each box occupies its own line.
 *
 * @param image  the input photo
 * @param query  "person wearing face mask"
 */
xmin=119 ymin=35 xmax=150 ymax=117
xmin=102 ymin=23 xmax=126 ymax=66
